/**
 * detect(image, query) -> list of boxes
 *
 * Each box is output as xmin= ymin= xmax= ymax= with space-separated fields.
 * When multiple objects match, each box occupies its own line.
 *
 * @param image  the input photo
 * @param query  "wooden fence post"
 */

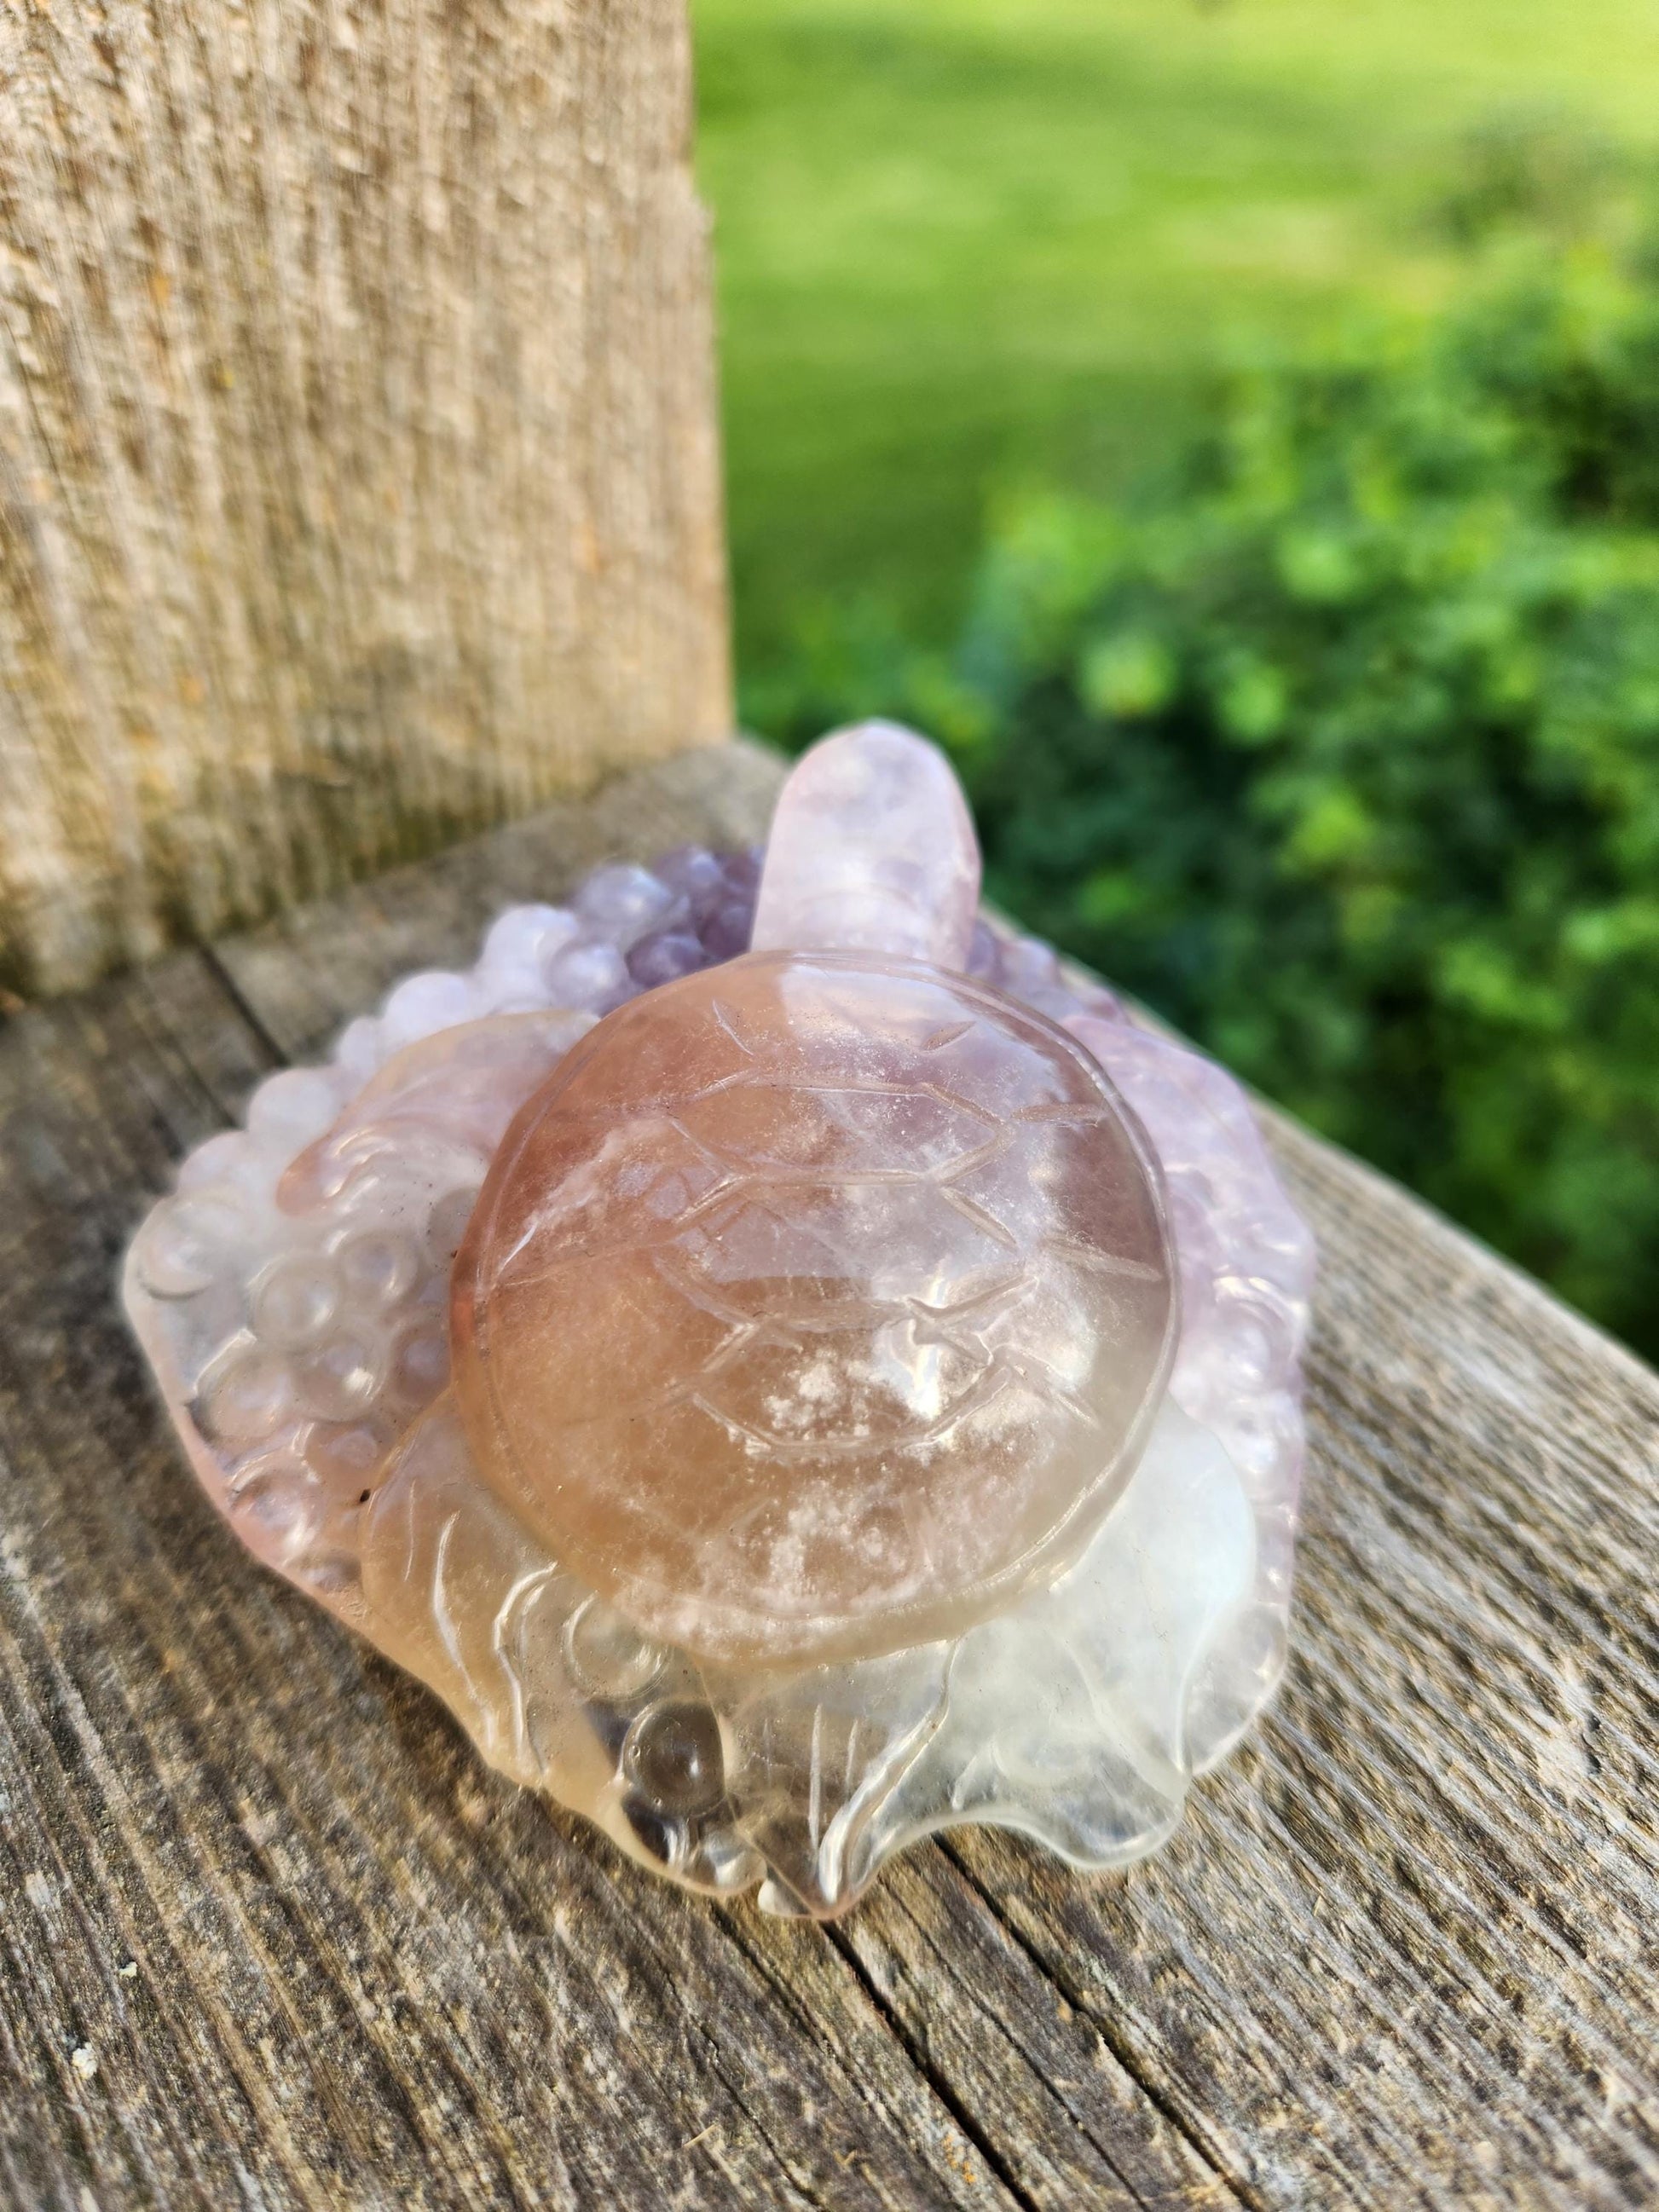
xmin=0 ymin=0 xmax=731 ymax=996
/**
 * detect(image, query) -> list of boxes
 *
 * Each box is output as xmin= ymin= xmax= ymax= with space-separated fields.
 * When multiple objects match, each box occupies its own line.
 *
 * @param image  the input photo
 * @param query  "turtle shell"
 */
xmin=452 ymin=951 xmax=1177 ymax=1666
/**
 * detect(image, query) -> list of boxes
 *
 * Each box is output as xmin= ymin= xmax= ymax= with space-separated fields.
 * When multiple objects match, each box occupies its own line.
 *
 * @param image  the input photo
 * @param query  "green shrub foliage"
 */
xmin=760 ymin=243 xmax=1659 ymax=1355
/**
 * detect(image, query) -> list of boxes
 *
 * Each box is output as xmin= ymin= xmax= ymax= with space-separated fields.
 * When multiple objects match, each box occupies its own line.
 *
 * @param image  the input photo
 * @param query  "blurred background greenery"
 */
xmin=694 ymin=0 xmax=1659 ymax=1358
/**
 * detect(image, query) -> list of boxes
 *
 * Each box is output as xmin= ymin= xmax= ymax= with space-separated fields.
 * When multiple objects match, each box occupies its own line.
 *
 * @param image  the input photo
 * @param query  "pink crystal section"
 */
xmin=124 ymin=720 xmax=1315 ymax=1916
xmin=454 ymin=954 xmax=1175 ymax=1666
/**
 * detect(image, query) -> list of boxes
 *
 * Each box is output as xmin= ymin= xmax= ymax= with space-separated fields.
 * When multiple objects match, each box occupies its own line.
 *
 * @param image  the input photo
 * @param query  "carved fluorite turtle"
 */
xmin=125 ymin=722 xmax=1315 ymax=1917
xmin=454 ymin=950 xmax=1177 ymax=1669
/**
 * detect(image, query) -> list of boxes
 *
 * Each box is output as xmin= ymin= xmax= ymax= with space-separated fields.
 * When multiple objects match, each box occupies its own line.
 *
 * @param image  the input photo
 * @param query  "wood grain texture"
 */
xmin=1 ymin=740 xmax=1656 ymax=2209
xmin=0 ymin=0 xmax=731 ymax=997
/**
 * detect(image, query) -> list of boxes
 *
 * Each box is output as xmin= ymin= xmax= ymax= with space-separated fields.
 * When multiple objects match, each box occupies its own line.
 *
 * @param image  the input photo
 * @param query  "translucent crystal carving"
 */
xmin=454 ymin=955 xmax=1176 ymax=1667
xmin=125 ymin=722 xmax=1315 ymax=1917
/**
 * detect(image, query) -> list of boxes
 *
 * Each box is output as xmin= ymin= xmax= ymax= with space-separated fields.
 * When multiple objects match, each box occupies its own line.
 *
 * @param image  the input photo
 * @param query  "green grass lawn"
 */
xmin=695 ymin=0 xmax=1659 ymax=691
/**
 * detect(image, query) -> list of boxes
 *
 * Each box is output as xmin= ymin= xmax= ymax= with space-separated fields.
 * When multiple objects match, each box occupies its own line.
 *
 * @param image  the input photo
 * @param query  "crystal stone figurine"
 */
xmin=125 ymin=722 xmax=1315 ymax=1916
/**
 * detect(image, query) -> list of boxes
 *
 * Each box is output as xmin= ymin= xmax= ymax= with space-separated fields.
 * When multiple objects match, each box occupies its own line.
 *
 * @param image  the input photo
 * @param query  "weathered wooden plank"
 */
xmin=211 ymin=741 xmax=783 ymax=1066
xmin=941 ymin=1129 xmax=1659 ymax=2209
xmin=830 ymin=1855 xmax=1237 ymax=2209
xmin=1 ymin=741 xmax=1656 ymax=2209
xmin=0 ymin=0 xmax=730 ymax=996
xmin=0 ymin=749 xmax=1056 ymax=2210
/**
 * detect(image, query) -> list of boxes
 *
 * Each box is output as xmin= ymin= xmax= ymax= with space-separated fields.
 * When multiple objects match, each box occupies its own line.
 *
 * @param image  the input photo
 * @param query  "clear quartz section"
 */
xmin=124 ymin=724 xmax=1315 ymax=1917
